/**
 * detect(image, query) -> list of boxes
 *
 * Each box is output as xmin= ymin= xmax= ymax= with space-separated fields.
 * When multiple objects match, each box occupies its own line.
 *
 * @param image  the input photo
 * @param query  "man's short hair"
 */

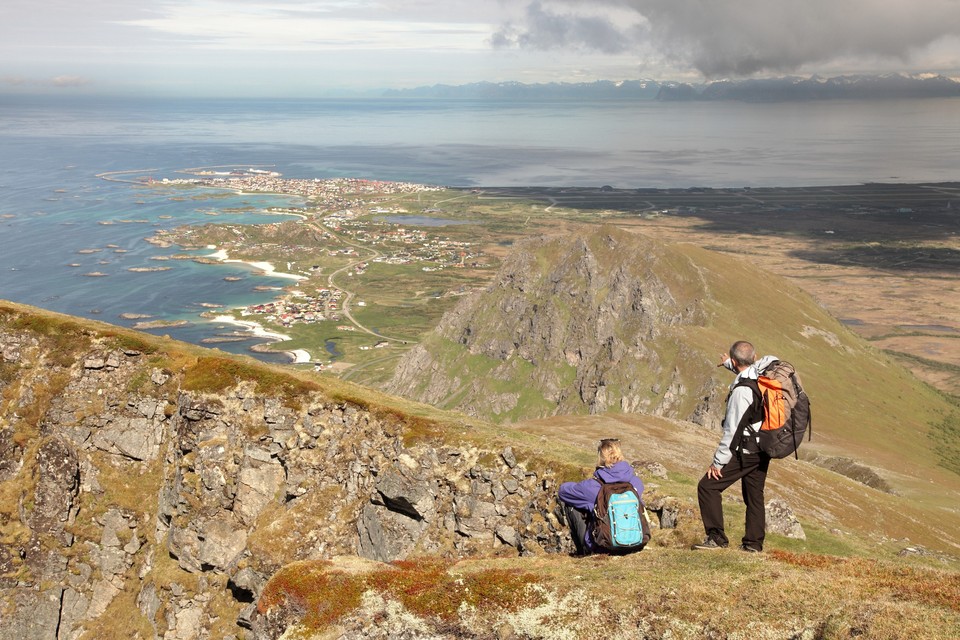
xmin=729 ymin=341 xmax=756 ymax=367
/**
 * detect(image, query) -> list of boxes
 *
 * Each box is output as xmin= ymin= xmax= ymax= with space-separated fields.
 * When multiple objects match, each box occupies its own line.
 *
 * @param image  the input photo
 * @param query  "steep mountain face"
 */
xmin=0 ymin=307 xmax=573 ymax=639
xmin=387 ymin=227 xmax=719 ymax=423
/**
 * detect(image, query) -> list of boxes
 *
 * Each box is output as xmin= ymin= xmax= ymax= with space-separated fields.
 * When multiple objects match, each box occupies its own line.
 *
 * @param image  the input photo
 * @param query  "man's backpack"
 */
xmin=591 ymin=478 xmax=650 ymax=552
xmin=734 ymin=360 xmax=812 ymax=459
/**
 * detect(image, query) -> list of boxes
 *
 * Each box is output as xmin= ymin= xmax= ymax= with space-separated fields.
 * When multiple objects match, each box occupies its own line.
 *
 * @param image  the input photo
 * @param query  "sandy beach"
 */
xmin=205 ymin=247 xmax=307 ymax=281
xmin=210 ymin=315 xmax=311 ymax=363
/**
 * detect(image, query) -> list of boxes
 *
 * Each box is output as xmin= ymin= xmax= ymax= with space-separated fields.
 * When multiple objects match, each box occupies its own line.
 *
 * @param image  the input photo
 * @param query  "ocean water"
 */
xmin=2 ymin=95 xmax=959 ymax=360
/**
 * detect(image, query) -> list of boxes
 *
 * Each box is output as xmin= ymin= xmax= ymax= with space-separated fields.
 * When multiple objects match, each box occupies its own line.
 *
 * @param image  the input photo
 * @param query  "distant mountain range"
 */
xmin=383 ymin=74 xmax=960 ymax=101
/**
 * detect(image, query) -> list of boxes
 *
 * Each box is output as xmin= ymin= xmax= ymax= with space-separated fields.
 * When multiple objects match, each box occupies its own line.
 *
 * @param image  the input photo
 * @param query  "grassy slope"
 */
xmin=399 ymin=228 xmax=959 ymax=513
xmin=667 ymin=242 xmax=960 ymax=509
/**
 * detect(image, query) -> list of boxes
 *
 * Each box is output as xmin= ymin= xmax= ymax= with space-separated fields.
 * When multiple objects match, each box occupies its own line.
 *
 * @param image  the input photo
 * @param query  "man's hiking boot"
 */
xmin=739 ymin=544 xmax=762 ymax=553
xmin=692 ymin=538 xmax=727 ymax=550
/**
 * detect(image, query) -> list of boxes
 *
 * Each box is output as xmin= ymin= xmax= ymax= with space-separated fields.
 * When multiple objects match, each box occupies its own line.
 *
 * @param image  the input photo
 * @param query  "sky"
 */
xmin=3 ymin=0 xmax=960 ymax=97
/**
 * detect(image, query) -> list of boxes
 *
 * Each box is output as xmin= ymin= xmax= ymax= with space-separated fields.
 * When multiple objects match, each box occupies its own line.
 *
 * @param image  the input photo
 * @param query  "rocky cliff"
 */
xmin=0 ymin=304 xmax=586 ymax=639
xmin=387 ymin=227 xmax=722 ymax=423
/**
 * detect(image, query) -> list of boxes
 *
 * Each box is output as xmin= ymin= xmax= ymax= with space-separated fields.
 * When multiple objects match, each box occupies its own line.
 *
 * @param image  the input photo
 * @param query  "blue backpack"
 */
xmin=592 ymin=478 xmax=650 ymax=552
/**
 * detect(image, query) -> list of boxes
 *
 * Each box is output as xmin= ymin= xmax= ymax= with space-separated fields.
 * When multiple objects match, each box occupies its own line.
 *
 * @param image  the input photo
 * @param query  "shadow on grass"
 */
xmin=790 ymin=244 xmax=960 ymax=272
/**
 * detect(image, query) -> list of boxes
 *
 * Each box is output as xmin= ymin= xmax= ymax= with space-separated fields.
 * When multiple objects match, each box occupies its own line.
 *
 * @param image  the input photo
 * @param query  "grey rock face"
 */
xmin=28 ymin=438 xmax=79 ymax=543
xmin=1 ymin=325 xmax=572 ymax=640
xmin=386 ymin=227 xmax=711 ymax=423
xmin=765 ymin=498 xmax=806 ymax=539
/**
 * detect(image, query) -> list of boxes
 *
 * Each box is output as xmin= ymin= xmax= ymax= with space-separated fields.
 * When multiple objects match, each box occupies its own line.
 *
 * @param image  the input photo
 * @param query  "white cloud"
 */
xmin=119 ymin=1 xmax=495 ymax=52
xmin=3 ymin=0 xmax=959 ymax=94
xmin=50 ymin=75 xmax=91 ymax=87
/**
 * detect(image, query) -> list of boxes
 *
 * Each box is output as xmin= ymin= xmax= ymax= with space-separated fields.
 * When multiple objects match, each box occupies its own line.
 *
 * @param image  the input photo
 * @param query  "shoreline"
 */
xmin=204 ymin=246 xmax=311 ymax=364
xmin=210 ymin=314 xmax=311 ymax=364
xmin=205 ymin=247 xmax=307 ymax=281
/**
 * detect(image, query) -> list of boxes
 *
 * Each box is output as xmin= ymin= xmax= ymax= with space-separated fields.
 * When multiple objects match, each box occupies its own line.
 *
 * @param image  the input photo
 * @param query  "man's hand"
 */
xmin=706 ymin=465 xmax=723 ymax=480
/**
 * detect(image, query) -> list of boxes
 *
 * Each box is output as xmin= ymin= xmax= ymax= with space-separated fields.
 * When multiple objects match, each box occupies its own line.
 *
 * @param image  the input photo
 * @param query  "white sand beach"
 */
xmin=205 ymin=246 xmax=306 ymax=281
xmin=211 ymin=315 xmax=311 ymax=363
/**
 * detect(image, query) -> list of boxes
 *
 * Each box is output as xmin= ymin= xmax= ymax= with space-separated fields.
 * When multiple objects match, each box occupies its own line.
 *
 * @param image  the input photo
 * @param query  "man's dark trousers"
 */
xmin=697 ymin=452 xmax=770 ymax=549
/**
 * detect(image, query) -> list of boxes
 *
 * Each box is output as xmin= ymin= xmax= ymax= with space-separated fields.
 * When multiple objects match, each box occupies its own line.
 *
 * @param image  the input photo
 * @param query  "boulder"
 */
xmin=91 ymin=417 xmax=161 ymax=461
xmin=374 ymin=466 xmax=437 ymax=522
xmin=197 ymin=518 xmax=247 ymax=571
xmin=765 ymin=498 xmax=805 ymax=539
xmin=234 ymin=462 xmax=285 ymax=525
xmin=357 ymin=502 xmax=426 ymax=562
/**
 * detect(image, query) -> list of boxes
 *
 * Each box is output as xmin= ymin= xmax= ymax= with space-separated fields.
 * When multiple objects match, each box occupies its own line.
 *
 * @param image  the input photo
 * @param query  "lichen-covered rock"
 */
xmin=766 ymin=498 xmax=806 ymax=540
xmin=0 ymin=323 xmax=570 ymax=640
xmin=28 ymin=438 xmax=79 ymax=544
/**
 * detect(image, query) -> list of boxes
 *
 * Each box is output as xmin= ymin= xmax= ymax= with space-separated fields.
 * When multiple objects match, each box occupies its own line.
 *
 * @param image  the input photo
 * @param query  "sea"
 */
xmin=2 ymin=95 xmax=959 ymax=362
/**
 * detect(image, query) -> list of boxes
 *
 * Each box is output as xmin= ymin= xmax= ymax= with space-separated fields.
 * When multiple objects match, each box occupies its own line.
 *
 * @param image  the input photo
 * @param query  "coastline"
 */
xmin=210 ymin=315 xmax=311 ymax=364
xmin=204 ymin=246 xmax=310 ymax=364
xmin=205 ymin=247 xmax=307 ymax=281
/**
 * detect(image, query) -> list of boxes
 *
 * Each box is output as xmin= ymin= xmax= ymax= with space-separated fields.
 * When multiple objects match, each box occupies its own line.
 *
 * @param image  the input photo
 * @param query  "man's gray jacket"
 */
xmin=712 ymin=355 xmax=779 ymax=468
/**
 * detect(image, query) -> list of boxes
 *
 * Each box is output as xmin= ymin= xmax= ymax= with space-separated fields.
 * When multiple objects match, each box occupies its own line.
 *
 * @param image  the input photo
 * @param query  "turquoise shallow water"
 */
xmin=2 ymin=94 xmax=959 ymax=361
xmin=0 ymin=134 xmax=307 ymax=361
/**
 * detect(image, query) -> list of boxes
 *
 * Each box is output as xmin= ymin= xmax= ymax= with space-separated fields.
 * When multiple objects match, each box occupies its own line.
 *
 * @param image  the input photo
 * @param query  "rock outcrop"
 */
xmin=0 ymin=319 xmax=581 ymax=639
xmin=387 ymin=226 xmax=719 ymax=423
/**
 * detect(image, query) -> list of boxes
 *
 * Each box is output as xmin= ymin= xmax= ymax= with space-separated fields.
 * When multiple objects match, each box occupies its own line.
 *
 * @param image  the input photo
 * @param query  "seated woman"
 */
xmin=558 ymin=438 xmax=647 ymax=555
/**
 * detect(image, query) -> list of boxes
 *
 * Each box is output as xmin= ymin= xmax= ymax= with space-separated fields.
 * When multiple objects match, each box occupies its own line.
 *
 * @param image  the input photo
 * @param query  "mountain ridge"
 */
xmin=383 ymin=73 xmax=960 ymax=101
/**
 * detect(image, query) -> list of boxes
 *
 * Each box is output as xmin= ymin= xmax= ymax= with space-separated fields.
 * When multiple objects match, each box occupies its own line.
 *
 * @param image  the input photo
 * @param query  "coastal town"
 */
xmin=146 ymin=169 xmax=496 ymax=374
xmin=162 ymin=170 xmax=444 ymax=211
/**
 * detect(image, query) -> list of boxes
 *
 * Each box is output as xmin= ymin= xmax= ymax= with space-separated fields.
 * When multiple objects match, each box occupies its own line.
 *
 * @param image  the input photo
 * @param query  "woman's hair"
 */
xmin=597 ymin=439 xmax=624 ymax=468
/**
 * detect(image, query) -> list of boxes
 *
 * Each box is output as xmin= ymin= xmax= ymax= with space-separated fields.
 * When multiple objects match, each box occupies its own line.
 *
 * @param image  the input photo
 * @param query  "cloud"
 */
xmin=493 ymin=0 xmax=960 ymax=77
xmin=492 ymin=2 xmax=645 ymax=54
xmin=119 ymin=1 xmax=494 ymax=52
xmin=1 ymin=75 xmax=91 ymax=88
xmin=51 ymin=75 xmax=91 ymax=87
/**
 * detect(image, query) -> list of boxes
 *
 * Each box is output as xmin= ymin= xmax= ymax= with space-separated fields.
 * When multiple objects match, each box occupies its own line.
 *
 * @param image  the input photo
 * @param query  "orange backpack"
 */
xmin=734 ymin=360 xmax=812 ymax=459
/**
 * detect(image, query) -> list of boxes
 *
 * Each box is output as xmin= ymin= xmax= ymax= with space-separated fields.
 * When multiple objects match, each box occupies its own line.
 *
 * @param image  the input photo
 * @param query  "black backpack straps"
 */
xmin=730 ymin=378 xmax=763 ymax=460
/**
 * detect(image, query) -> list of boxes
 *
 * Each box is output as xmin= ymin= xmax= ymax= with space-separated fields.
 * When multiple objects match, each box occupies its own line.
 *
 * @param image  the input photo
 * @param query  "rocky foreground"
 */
xmin=0 ymin=308 xmax=599 ymax=638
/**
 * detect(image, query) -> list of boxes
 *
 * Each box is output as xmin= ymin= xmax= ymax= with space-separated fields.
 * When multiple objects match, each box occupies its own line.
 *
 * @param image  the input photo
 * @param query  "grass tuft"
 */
xmin=182 ymin=356 xmax=320 ymax=409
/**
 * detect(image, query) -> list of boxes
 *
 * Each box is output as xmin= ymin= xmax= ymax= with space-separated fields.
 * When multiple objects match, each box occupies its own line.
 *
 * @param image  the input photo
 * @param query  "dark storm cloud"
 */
xmin=493 ymin=0 xmax=960 ymax=76
xmin=493 ymin=1 xmax=644 ymax=54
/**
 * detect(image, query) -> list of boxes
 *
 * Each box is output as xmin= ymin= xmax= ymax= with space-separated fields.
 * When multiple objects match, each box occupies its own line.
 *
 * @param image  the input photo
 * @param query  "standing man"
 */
xmin=694 ymin=340 xmax=778 ymax=552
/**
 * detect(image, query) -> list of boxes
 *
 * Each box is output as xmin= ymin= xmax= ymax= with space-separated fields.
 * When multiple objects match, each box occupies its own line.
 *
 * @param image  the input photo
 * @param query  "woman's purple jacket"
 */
xmin=557 ymin=460 xmax=645 ymax=550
